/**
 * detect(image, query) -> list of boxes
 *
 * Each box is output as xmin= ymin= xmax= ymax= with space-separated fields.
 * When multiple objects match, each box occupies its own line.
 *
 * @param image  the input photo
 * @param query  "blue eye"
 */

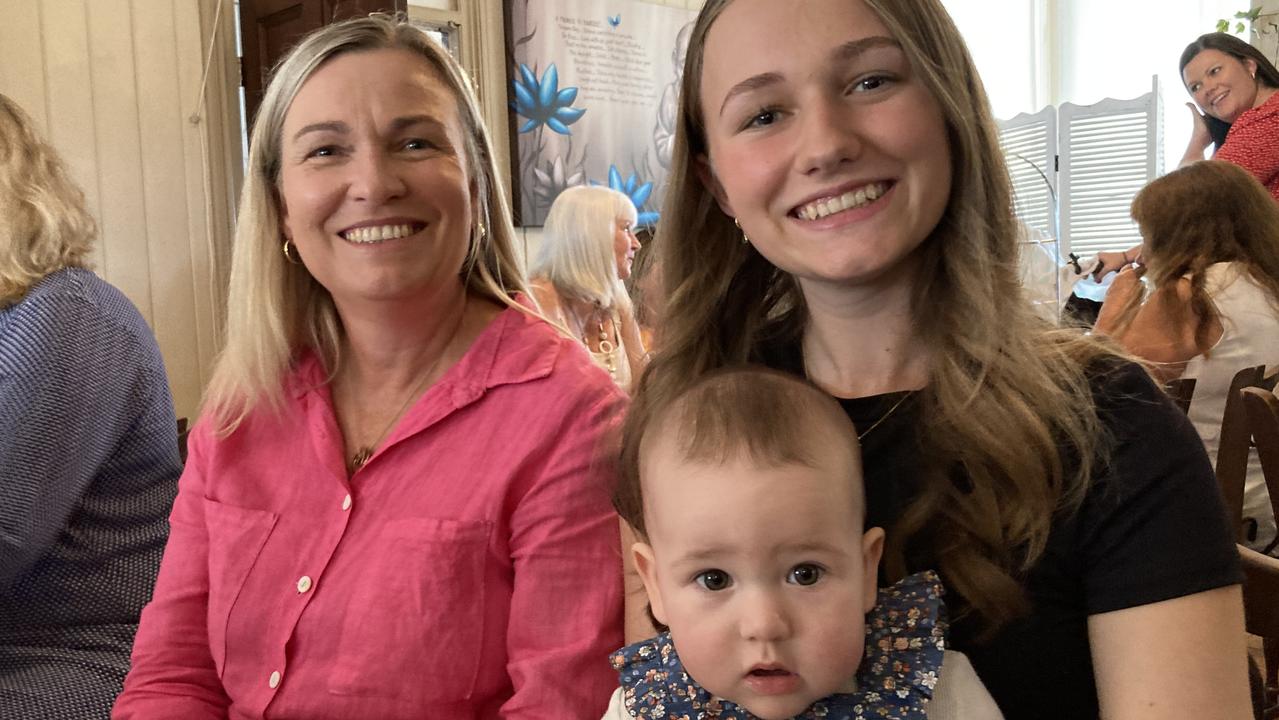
xmin=745 ymin=108 xmax=780 ymax=129
xmin=695 ymin=569 xmax=732 ymax=591
xmin=787 ymin=564 xmax=824 ymax=586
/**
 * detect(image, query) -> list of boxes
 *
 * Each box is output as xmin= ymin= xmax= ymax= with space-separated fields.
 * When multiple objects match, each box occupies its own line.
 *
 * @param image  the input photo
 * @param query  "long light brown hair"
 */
xmin=203 ymin=15 xmax=530 ymax=431
xmin=1114 ymin=160 xmax=1279 ymax=352
xmin=0 ymin=94 xmax=95 ymax=306
xmin=639 ymin=0 xmax=1115 ymax=632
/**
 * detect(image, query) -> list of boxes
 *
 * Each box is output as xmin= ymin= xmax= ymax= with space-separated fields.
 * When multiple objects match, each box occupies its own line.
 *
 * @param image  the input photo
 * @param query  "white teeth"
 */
xmin=343 ymin=223 xmax=416 ymax=244
xmin=796 ymin=183 xmax=887 ymax=221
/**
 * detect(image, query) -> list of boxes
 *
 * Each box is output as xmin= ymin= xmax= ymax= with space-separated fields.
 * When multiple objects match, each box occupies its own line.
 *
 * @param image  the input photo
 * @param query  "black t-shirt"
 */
xmin=775 ymin=353 xmax=1241 ymax=718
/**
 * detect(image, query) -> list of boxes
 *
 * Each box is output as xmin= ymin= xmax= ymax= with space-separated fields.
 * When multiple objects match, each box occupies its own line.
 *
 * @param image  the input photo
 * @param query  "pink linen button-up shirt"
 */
xmin=113 ymin=306 xmax=626 ymax=719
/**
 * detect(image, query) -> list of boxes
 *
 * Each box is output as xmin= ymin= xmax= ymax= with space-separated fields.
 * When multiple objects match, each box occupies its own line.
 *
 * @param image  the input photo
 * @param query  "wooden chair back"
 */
xmin=1243 ymin=388 xmax=1279 ymax=539
xmin=1217 ymin=366 xmax=1276 ymax=541
xmin=1239 ymin=544 xmax=1279 ymax=711
xmin=1241 ymin=545 xmax=1279 ymax=639
xmin=1164 ymin=377 xmax=1197 ymax=415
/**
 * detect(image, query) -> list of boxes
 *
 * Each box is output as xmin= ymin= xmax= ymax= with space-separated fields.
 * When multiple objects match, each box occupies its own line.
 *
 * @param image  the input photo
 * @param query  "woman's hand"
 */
xmin=1094 ymin=264 xmax=1145 ymax=336
xmin=1092 ymin=246 xmax=1142 ymax=281
xmin=1180 ymin=103 xmax=1214 ymax=167
xmin=1106 ymin=263 xmax=1145 ymax=305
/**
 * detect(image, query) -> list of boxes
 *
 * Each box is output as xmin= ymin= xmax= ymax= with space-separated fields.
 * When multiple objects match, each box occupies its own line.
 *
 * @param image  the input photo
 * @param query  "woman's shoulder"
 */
xmin=527 ymin=278 xmax=563 ymax=316
xmin=485 ymin=302 xmax=621 ymax=400
xmin=4 ymin=268 xmax=158 ymax=361
xmin=1083 ymin=356 xmax=1168 ymax=416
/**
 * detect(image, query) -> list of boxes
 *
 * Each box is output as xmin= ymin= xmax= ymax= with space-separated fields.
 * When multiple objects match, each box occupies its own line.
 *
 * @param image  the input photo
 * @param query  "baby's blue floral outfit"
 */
xmin=609 ymin=571 xmax=945 ymax=720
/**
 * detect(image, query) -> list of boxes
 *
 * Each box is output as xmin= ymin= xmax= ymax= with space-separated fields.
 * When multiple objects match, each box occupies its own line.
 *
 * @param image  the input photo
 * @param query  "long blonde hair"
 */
xmin=203 ymin=15 xmax=530 ymax=431
xmin=1114 ymin=160 xmax=1279 ymax=352
xmin=531 ymin=185 xmax=636 ymax=311
xmin=0 ymin=94 xmax=95 ymax=306
xmin=641 ymin=0 xmax=1113 ymax=632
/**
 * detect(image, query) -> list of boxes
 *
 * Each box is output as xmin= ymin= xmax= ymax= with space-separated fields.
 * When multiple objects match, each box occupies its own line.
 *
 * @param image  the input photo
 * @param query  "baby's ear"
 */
xmin=632 ymin=542 xmax=668 ymax=626
xmin=861 ymin=527 xmax=886 ymax=613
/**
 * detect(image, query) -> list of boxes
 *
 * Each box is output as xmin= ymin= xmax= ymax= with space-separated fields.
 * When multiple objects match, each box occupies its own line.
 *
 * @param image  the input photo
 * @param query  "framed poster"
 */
xmin=506 ymin=0 xmax=695 ymax=226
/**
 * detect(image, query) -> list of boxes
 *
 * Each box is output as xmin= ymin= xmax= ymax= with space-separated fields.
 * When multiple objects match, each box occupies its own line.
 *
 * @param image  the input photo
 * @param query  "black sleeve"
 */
xmin=1077 ymin=361 xmax=1243 ymax=615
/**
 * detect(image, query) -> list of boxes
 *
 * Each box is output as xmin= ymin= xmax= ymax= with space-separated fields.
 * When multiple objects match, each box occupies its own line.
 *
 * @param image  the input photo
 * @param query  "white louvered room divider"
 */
xmin=998 ymin=76 xmax=1165 ymax=261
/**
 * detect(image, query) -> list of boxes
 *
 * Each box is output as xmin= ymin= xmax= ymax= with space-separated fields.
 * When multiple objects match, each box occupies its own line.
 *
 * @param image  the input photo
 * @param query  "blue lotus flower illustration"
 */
xmin=596 ymin=165 xmax=660 ymax=226
xmin=607 ymin=14 xmax=621 ymax=28
xmin=511 ymin=63 xmax=586 ymax=135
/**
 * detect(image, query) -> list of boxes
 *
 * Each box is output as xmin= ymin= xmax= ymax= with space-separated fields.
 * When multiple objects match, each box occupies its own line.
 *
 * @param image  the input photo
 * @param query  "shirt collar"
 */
xmin=288 ymin=297 xmax=562 ymax=405
xmin=610 ymin=570 xmax=947 ymax=720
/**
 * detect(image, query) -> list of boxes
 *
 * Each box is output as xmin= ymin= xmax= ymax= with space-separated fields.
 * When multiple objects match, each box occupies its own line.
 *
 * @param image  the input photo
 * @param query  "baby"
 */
xmin=605 ymin=367 xmax=1002 ymax=720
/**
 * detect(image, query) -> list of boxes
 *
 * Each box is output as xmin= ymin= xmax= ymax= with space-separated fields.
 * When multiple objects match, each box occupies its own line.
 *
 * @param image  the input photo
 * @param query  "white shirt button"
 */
xmin=296 ymin=575 xmax=313 ymax=593
xmin=342 ymin=494 xmax=352 ymax=511
xmin=268 ymin=670 xmax=281 ymax=688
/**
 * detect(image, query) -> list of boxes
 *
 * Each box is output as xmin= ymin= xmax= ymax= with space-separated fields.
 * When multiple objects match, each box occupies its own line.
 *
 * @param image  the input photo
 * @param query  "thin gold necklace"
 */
xmin=856 ymin=391 xmax=913 ymax=441
xmin=346 ymin=296 xmax=467 ymax=472
xmin=802 ymin=352 xmax=915 ymax=441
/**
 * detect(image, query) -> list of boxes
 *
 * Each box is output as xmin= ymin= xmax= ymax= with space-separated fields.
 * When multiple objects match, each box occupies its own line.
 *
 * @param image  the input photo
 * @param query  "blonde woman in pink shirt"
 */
xmin=113 ymin=16 xmax=624 ymax=720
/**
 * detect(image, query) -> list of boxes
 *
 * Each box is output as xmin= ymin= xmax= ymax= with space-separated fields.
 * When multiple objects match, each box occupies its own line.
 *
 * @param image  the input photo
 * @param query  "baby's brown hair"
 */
xmin=616 ymin=365 xmax=863 ymax=542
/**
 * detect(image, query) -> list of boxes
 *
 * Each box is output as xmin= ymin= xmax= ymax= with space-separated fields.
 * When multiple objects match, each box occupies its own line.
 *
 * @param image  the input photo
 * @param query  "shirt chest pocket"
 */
xmin=202 ymin=498 xmax=279 ymax=678
xmin=328 ymin=517 xmax=492 ymax=703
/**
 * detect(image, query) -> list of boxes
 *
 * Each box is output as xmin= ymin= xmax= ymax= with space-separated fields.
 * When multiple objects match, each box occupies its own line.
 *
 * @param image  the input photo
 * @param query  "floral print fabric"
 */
xmin=610 ymin=571 xmax=946 ymax=719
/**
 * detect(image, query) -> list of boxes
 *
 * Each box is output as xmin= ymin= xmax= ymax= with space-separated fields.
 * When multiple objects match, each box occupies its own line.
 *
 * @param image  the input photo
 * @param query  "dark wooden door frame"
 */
xmin=237 ymin=0 xmax=405 ymax=136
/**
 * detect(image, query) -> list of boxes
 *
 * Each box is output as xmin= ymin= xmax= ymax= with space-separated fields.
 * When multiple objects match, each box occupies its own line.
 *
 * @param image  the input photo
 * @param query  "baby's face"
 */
xmin=633 ymin=440 xmax=884 ymax=720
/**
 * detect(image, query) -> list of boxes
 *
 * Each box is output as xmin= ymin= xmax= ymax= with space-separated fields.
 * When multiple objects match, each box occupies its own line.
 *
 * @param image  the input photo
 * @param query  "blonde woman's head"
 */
xmin=0 ymin=93 xmax=95 ymax=306
xmin=532 ymin=185 xmax=638 ymax=310
xmin=208 ymin=14 xmax=527 ymax=427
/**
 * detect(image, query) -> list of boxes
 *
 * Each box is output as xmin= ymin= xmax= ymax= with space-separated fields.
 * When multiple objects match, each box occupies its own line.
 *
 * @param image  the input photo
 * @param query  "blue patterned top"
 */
xmin=610 ymin=571 xmax=946 ymax=720
xmin=0 ymin=268 xmax=180 ymax=719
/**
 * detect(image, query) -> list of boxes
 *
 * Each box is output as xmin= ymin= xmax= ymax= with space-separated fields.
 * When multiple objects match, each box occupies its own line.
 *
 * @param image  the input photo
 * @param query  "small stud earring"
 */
xmin=734 ymin=217 xmax=749 ymax=245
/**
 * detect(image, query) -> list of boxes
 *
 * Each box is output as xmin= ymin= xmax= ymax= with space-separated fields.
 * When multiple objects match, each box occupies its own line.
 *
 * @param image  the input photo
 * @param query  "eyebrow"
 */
xmin=289 ymin=114 xmax=447 ymax=143
xmin=1187 ymin=64 xmax=1222 ymax=86
xmin=671 ymin=540 xmax=844 ymax=566
xmin=291 ymin=120 xmax=348 ymax=143
xmin=717 ymin=35 xmax=902 ymax=118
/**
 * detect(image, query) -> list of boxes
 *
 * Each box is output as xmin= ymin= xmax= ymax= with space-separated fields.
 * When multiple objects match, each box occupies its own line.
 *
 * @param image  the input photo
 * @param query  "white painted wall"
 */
xmin=0 ymin=0 xmax=238 ymax=420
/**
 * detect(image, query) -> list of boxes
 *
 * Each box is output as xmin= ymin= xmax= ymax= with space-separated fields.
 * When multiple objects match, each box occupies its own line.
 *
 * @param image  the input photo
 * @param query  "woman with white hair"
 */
xmin=530 ymin=186 xmax=646 ymax=390
xmin=114 ymin=15 xmax=623 ymax=719
xmin=0 ymin=93 xmax=180 ymax=719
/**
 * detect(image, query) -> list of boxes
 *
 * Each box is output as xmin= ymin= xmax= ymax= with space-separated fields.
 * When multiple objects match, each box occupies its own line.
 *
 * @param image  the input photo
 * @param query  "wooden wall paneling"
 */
xmin=197 ymin=0 xmax=245 ymax=338
xmin=174 ymin=0 xmax=223 ymax=394
xmin=0 ymin=1 xmax=49 ymax=133
xmin=40 ymin=0 xmax=105 ymax=271
xmin=87 ymin=0 xmax=154 ymax=319
xmin=132 ymin=0 xmax=203 ymax=415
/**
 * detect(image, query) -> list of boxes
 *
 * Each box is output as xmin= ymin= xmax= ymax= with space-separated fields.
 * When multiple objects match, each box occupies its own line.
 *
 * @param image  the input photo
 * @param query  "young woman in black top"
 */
xmin=625 ymin=0 xmax=1251 ymax=716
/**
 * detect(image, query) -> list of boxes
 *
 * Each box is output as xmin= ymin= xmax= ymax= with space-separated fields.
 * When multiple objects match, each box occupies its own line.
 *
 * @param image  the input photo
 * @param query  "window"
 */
xmin=946 ymin=0 xmax=1245 ymax=168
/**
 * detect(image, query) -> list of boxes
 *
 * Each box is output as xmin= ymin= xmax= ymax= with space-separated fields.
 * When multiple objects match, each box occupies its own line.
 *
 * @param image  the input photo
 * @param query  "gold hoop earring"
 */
xmin=282 ymin=239 xmax=302 ymax=264
xmin=734 ymin=217 xmax=749 ymax=245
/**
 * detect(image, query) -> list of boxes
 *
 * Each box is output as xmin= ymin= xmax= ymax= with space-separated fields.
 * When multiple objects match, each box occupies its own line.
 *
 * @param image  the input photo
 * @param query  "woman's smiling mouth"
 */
xmin=339 ymin=222 xmax=425 ymax=244
xmin=793 ymin=182 xmax=892 ymax=221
